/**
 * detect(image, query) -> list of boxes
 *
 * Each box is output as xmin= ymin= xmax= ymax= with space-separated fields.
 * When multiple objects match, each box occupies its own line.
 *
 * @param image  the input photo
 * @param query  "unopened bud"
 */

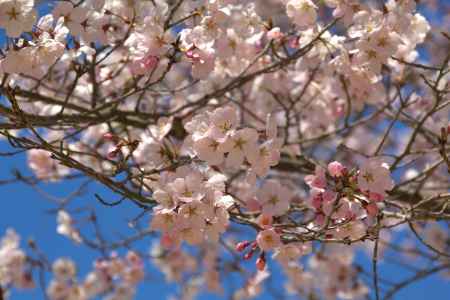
xmin=243 ymin=249 xmax=255 ymax=260
xmin=256 ymin=253 xmax=266 ymax=271
xmin=251 ymin=241 xmax=258 ymax=250
xmin=235 ymin=241 xmax=251 ymax=252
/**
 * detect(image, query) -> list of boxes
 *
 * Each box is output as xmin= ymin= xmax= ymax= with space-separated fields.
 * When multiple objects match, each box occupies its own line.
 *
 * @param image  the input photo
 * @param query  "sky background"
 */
xmin=1 ymin=1 xmax=449 ymax=299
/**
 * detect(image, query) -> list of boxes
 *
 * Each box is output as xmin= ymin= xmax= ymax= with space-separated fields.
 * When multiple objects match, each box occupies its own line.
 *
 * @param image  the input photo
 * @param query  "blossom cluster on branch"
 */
xmin=0 ymin=0 xmax=449 ymax=299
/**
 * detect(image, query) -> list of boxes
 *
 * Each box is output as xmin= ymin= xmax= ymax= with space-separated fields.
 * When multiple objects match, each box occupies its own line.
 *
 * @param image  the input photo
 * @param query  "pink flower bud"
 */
xmin=328 ymin=161 xmax=346 ymax=177
xmin=235 ymin=241 xmax=251 ymax=252
xmin=243 ymin=250 xmax=254 ymax=260
xmin=256 ymin=254 xmax=266 ymax=271
xmin=251 ymin=241 xmax=258 ymax=250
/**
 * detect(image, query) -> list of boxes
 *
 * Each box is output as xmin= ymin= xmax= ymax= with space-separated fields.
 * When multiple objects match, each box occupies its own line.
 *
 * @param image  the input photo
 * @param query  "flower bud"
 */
xmin=328 ymin=161 xmax=346 ymax=177
xmin=235 ymin=241 xmax=251 ymax=252
xmin=243 ymin=249 xmax=254 ymax=260
xmin=256 ymin=253 xmax=266 ymax=271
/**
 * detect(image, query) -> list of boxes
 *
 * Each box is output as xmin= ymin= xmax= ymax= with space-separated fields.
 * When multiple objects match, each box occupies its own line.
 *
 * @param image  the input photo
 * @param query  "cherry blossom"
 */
xmin=208 ymin=106 xmax=239 ymax=142
xmin=256 ymin=228 xmax=282 ymax=251
xmin=52 ymin=258 xmax=77 ymax=282
xmin=0 ymin=0 xmax=447 ymax=299
xmin=218 ymin=128 xmax=258 ymax=168
xmin=52 ymin=2 xmax=88 ymax=36
xmin=257 ymin=180 xmax=293 ymax=216
xmin=328 ymin=161 xmax=346 ymax=177
xmin=0 ymin=229 xmax=33 ymax=290
xmin=28 ymin=149 xmax=70 ymax=181
xmin=56 ymin=210 xmax=82 ymax=244
xmin=305 ymin=166 xmax=327 ymax=189
xmin=357 ymin=158 xmax=395 ymax=196
xmin=246 ymin=140 xmax=281 ymax=177
xmin=0 ymin=0 xmax=36 ymax=37
xmin=286 ymin=0 xmax=318 ymax=29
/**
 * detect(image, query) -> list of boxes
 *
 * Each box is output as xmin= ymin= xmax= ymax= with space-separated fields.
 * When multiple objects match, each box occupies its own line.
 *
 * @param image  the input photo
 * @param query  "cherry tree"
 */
xmin=0 ymin=0 xmax=449 ymax=299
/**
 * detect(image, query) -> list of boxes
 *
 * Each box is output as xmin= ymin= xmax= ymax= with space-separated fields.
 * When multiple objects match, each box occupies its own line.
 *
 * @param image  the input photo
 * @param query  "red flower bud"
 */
xmin=251 ymin=241 xmax=258 ymax=250
xmin=235 ymin=241 xmax=251 ymax=252
xmin=256 ymin=253 xmax=266 ymax=271
xmin=243 ymin=249 xmax=254 ymax=260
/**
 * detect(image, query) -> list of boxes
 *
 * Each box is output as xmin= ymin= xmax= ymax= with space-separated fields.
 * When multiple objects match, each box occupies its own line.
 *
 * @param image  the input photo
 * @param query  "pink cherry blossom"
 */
xmin=0 ymin=229 xmax=32 ymax=290
xmin=256 ymin=228 xmax=282 ymax=251
xmin=193 ymin=136 xmax=227 ymax=165
xmin=53 ymin=2 xmax=88 ymax=36
xmin=208 ymin=106 xmax=239 ymax=142
xmin=57 ymin=210 xmax=82 ymax=244
xmin=357 ymin=158 xmax=394 ymax=196
xmin=0 ymin=0 xmax=36 ymax=37
xmin=305 ymin=166 xmax=327 ymax=189
xmin=257 ymin=180 xmax=293 ymax=216
xmin=175 ymin=217 xmax=204 ymax=245
xmin=150 ymin=209 xmax=177 ymax=233
xmin=168 ymin=175 xmax=205 ymax=203
xmin=187 ymin=48 xmax=216 ymax=80
xmin=52 ymin=258 xmax=77 ymax=282
xmin=286 ymin=0 xmax=318 ymax=29
xmin=246 ymin=140 xmax=281 ymax=177
xmin=218 ymin=128 xmax=259 ymax=168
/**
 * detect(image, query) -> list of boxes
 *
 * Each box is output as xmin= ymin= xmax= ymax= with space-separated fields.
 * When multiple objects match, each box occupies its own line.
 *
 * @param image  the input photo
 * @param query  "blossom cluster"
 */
xmin=47 ymin=251 xmax=144 ymax=300
xmin=150 ymin=165 xmax=232 ymax=247
xmin=0 ymin=229 xmax=34 ymax=295
xmin=185 ymin=106 xmax=281 ymax=177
